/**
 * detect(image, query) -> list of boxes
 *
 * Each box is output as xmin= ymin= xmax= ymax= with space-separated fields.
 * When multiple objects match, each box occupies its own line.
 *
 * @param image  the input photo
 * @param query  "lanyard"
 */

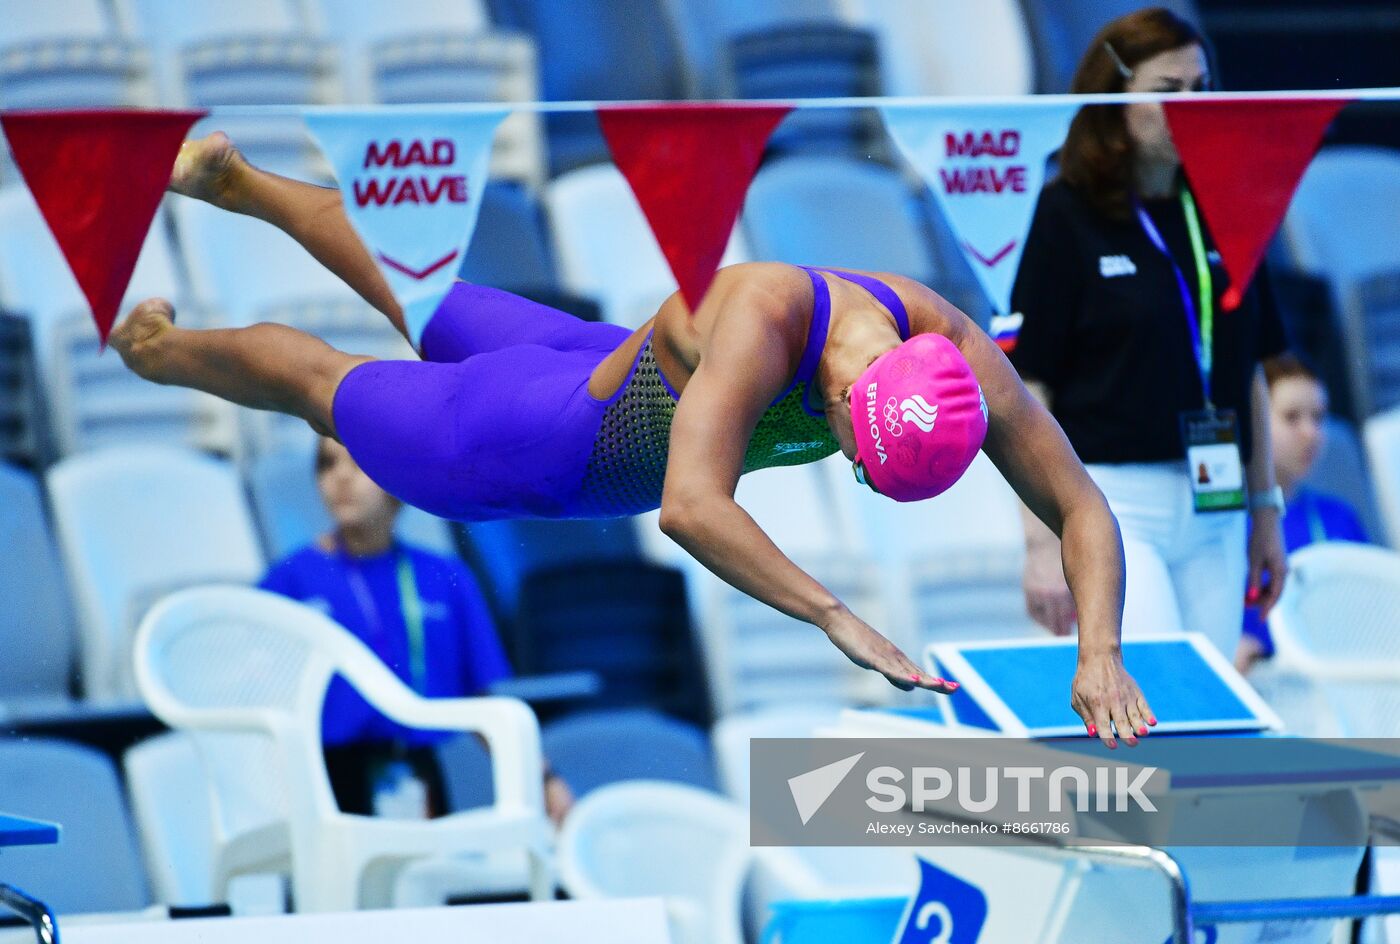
xmin=1135 ymin=188 xmax=1215 ymax=408
xmin=1301 ymin=491 xmax=1327 ymax=545
xmin=340 ymin=540 xmax=428 ymax=694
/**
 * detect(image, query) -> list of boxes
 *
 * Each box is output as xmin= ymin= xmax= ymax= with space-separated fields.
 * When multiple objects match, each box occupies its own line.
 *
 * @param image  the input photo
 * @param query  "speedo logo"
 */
xmin=865 ymin=382 xmax=887 ymax=465
xmin=772 ymin=441 xmax=825 ymax=456
xmin=900 ymin=394 xmax=938 ymax=433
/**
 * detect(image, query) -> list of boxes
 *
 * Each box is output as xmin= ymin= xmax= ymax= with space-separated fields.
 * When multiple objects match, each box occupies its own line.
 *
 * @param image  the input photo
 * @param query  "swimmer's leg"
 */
xmin=110 ymin=298 xmax=369 ymax=438
xmin=169 ymin=132 xmax=408 ymax=341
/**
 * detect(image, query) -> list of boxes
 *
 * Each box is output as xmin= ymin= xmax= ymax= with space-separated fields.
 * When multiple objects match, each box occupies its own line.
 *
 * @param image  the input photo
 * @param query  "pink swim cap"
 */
xmin=848 ymin=333 xmax=988 ymax=502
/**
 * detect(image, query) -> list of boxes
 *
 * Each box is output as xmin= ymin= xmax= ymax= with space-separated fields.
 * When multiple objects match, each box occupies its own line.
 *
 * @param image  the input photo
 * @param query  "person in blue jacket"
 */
xmin=1235 ymin=354 xmax=1370 ymax=673
xmin=260 ymin=435 xmax=574 ymax=822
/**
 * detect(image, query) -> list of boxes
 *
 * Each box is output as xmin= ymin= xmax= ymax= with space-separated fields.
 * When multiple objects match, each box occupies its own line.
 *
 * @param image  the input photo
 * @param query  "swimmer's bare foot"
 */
xmin=823 ymin=610 xmax=958 ymax=695
xmin=111 ymin=298 xmax=177 ymax=379
xmin=168 ymin=131 xmax=247 ymax=210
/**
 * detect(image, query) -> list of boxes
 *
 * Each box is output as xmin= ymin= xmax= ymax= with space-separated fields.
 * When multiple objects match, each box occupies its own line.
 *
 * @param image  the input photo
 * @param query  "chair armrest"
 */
xmin=212 ymin=822 xmax=291 ymax=895
xmin=376 ymin=696 xmax=545 ymax=813
xmin=487 ymin=671 xmax=602 ymax=704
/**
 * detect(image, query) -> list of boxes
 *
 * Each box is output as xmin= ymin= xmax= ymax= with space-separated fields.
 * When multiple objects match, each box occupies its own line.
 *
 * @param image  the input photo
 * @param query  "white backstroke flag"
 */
xmin=882 ymin=103 xmax=1076 ymax=315
xmin=305 ymin=108 xmax=507 ymax=345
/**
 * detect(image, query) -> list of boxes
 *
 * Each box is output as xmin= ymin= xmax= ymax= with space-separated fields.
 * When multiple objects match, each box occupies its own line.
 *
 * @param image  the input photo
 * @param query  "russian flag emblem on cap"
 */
xmin=989 ymin=312 xmax=1023 ymax=353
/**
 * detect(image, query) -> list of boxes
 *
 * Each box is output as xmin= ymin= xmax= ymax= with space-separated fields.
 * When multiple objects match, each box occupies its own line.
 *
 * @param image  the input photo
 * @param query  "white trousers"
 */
xmin=1085 ymin=462 xmax=1248 ymax=658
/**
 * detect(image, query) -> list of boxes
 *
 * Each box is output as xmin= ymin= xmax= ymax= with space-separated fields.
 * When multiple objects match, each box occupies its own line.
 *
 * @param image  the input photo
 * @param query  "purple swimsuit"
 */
xmin=332 ymin=269 xmax=909 ymax=521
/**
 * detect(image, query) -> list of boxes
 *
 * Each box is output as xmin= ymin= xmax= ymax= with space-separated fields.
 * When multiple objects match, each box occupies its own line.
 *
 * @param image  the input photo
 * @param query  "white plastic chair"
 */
xmin=134 ymin=584 xmax=554 ymax=912
xmin=1364 ymin=406 xmax=1400 ymax=549
xmin=557 ymin=780 xmax=747 ymax=944
xmin=545 ymin=163 xmax=750 ymax=329
xmin=1264 ymin=543 xmax=1400 ymax=736
xmin=839 ymin=0 xmax=1034 ymax=96
xmin=46 ymin=445 xmax=266 ymax=701
xmin=641 ymin=459 xmax=895 ymax=716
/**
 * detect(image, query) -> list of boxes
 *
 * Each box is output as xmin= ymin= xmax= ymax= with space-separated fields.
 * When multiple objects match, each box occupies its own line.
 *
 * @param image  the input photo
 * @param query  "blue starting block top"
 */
xmin=0 ymin=814 xmax=59 ymax=849
xmin=919 ymin=634 xmax=1283 ymax=738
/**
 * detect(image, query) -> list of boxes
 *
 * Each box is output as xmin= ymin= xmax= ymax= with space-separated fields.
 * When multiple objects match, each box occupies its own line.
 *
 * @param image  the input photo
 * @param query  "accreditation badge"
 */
xmin=1180 ymin=409 xmax=1246 ymax=513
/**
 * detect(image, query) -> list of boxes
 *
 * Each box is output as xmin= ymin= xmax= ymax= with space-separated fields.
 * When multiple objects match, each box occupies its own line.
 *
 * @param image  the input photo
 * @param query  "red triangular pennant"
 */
xmin=1 ymin=109 xmax=204 ymax=344
xmin=598 ymin=104 xmax=791 ymax=310
xmin=1164 ymin=97 xmax=1349 ymax=310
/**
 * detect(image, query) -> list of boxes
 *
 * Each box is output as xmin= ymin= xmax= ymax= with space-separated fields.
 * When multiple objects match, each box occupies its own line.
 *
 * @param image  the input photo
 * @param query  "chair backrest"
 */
xmin=1268 ymin=543 xmax=1400 ymax=735
xmin=0 ymin=312 xmax=54 ymax=467
xmin=0 ymin=190 xmax=183 ymax=349
xmin=545 ymin=163 xmax=750 ymax=329
xmin=1018 ymin=0 xmax=1201 ymax=93
xmin=1283 ymin=146 xmax=1400 ymax=286
xmin=838 ymin=451 xmax=1023 ymax=558
xmin=1348 ymin=269 xmax=1400 ymax=418
xmin=1308 ymin=414 xmax=1383 ymax=542
xmin=842 ymin=0 xmax=1033 ymax=95
xmin=458 ymin=181 xmax=559 ymax=291
xmin=49 ymin=309 xmax=239 ymax=457
xmin=515 ymin=561 xmax=710 ymax=724
xmin=247 ymin=433 xmax=457 ymax=560
xmin=663 ymin=0 xmax=844 ymax=96
xmin=123 ymin=730 xmax=218 ymax=905
xmin=172 ymin=198 xmax=359 ymax=326
xmin=557 ymin=780 xmax=748 ymax=944
xmin=830 ymin=451 xmax=1036 ymax=648
xmin=133 ymin=586 xmax=382 ymax=828
xmin=366 ymin=32 xmax=544 ymax=185
xmin=0 ymin=0 xmax=114 ymax=42
xmin=0 ymin=463 xmax=75 ymax=704
xmin=743 ymin=155 xmax=940 ymax=281
xmin=116 ymin=0 xmax=323 ymax=109
xmin=46 ymin=445 xmax=265 ymax=700
xmin=492 ymin=0 xmax=686 ymax=174
xmin=1364 ymin=406 xmax=1400 ymax=547
xmin=0 ymin=195 xmax=212 ymax=455
xmin=711 ymin=703 xmax=845 ymax=803
xmin=724 ymin=22 xmax=883 ymax=158
xmin=0 ymin=737 xmax=150 ymax=913
xmin=542 ymin=709 xmax=717 ymax=796
xmin=310 ymin=0 xmax=491 ymax=102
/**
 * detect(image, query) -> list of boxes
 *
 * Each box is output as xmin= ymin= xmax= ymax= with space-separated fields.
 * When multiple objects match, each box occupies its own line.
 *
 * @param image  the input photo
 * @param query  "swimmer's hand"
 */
xmin=822 ymin=609 xmax=959 ymax=694
xmin=1071 ymin=652 xmax=1156 ymax=749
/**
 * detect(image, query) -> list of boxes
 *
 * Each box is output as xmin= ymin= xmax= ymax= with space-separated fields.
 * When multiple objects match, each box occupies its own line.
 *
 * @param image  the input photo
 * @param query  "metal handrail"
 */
xmin=0 ymin=884 xmax=58 ymax=944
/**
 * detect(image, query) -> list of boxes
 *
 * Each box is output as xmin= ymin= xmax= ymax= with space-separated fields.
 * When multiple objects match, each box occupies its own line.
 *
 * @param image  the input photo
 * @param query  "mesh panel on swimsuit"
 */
xmin=570 ymin=338 xmax=840 ymax=517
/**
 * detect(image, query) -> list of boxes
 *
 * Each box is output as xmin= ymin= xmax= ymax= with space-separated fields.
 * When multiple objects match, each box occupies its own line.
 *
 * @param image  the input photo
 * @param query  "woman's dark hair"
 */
xmin=1058 ymin=7 xmax=1206 ymax=220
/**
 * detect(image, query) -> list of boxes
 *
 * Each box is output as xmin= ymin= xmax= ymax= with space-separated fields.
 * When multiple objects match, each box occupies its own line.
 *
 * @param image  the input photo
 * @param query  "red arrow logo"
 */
xmin=377 ymin=249 xmax=460 ymax=281
xmin=963 ymin=239 xmax=1016 ymax=269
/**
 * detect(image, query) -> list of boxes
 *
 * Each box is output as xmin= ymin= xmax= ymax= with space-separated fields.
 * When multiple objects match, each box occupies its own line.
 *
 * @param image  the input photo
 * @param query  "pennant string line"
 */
xmin=173 ymin=87 xmax=1395 ymax=118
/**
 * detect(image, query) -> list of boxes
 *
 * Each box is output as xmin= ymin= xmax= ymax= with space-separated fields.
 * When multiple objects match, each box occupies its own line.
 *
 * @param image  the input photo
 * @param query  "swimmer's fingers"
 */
xmin=824 ymin=614 xmax=958 ymax=695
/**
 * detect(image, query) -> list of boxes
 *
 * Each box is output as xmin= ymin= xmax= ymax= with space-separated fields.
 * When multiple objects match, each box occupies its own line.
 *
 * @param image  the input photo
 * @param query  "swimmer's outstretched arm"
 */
xmin=893 ymin=278 xmax=1154 ymax=749
xmin=659 ymin=289 xmax=954 ymax=696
